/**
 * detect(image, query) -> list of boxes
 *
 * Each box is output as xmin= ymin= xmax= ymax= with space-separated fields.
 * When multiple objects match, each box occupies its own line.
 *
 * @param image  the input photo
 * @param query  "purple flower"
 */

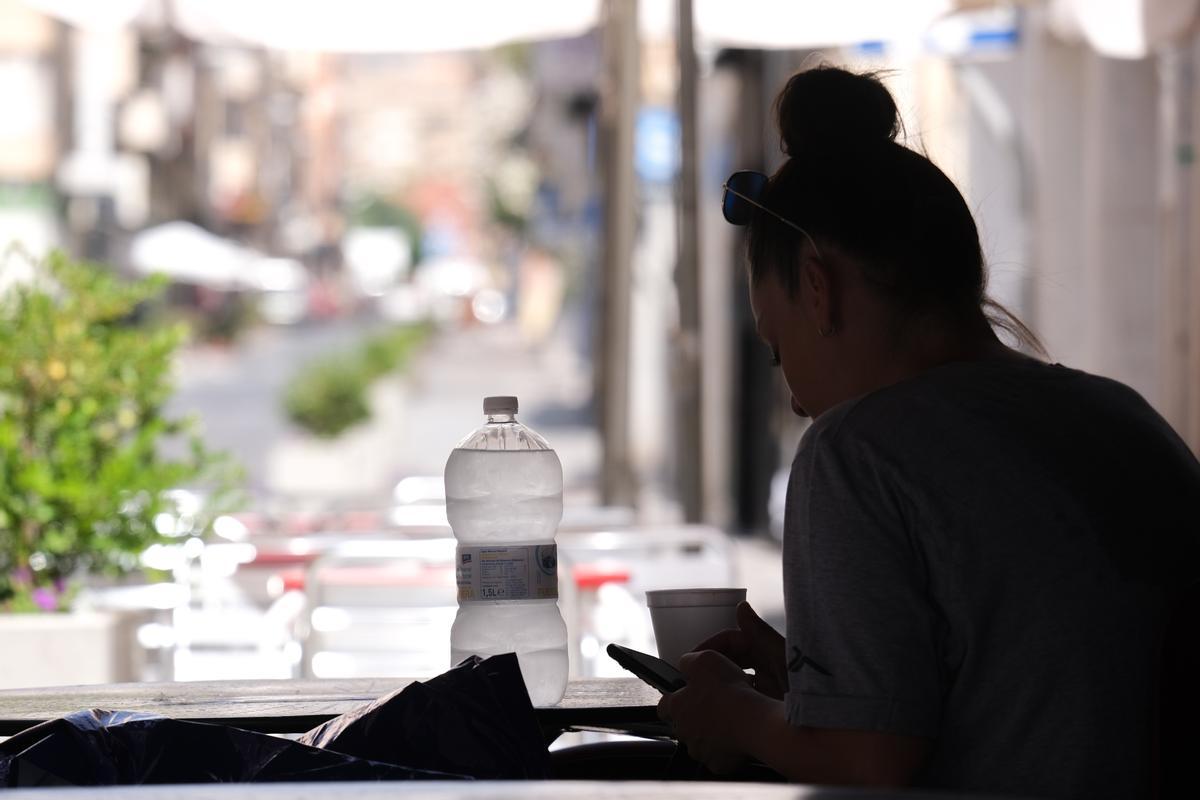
xmin=13 ymin=567 xmax=31 ymax=584
xmin=32 ymin=587 xmax=58 ymax=612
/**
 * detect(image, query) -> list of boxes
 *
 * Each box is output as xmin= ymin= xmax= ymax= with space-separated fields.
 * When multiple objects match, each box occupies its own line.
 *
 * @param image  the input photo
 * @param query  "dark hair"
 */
xmin=748 ymin=66 xmax=1044 ymax=355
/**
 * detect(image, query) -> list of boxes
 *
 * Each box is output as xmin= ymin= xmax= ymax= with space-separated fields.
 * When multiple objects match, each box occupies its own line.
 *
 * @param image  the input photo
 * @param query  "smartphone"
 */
xmin=606 ymin=643 xmax=687 ymax=693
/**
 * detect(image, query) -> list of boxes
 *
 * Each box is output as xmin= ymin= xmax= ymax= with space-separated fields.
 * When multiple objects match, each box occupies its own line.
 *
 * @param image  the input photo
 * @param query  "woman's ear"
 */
xmin=801 ymin=255 xmax=836 ymax=337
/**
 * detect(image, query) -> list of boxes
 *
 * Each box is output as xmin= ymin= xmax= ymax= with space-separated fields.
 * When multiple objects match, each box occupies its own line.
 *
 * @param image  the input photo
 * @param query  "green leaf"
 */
xmin=0 ymin=249 xmax=244 ymax=598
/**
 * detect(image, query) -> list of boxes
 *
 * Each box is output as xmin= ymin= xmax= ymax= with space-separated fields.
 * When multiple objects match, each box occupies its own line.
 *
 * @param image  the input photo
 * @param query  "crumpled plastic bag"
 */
xmin=0 ymin=652 xmax=546 ymax=786
xmin=0 ymin=710 xmax=455 ymax=787
xmin=300 ymin=653 xmax=549 ymax=779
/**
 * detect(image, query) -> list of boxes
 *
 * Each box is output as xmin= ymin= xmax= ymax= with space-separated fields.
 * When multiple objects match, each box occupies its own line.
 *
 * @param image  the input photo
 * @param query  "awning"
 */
xmin=27 ymin=1 xmax=1199 ymax=59
xmin=24 ymin=0 xmax=958 ymax=53
xmin=643 ymin=0 xmax=954 ymax=49
xmin=22 ymin=0 xmax=601 ymax=52
xmin=129 ymin=221 xmax=259 ymax=290
xmin=1048 ymin=0 xmax=1200 ymax=59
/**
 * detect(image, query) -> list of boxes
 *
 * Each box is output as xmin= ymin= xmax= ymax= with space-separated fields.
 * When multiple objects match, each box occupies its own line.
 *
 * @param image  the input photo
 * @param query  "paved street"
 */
xmin=169 ymin=316 xmax=384 ymax=499
xmin=170 ymin=315 xmax=600 ymax=507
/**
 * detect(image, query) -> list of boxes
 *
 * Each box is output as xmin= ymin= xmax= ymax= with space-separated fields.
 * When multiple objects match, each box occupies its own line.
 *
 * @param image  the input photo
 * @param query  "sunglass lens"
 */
xmin=721 ymin=187 xmax=745 ymax=225
xmin=722 ymin=171 xmax=769 ymax=225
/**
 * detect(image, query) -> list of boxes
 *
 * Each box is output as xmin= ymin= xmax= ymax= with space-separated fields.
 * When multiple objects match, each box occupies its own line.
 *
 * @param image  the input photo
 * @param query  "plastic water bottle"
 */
xmin=445 ymin=395 xmax=568 ymax=705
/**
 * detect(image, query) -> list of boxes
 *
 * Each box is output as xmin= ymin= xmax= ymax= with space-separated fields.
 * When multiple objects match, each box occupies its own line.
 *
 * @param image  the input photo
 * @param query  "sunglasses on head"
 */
xmin=721 ymin=170 xmax=823 ymax=258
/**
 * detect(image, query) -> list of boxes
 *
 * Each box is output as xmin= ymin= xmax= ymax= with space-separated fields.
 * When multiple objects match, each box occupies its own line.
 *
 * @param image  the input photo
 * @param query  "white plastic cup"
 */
xmin=645 ymin=587 xmax=747 ymax=667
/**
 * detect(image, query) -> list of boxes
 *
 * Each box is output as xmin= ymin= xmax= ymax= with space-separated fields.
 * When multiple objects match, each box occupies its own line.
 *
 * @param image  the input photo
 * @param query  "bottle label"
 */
xmin=456 ymin=544 xmax=558 ymax=602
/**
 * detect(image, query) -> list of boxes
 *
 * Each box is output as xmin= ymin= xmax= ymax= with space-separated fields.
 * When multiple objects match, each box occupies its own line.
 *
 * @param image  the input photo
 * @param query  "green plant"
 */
xmin=199 ymin=292 xmax=258 ymax=344
xmin=282 ymin=358 xmax=371 ymax=438
xmin=359 ymin=325 xmax=430 ymax=380
xmin=0 ymin=250 xmax=240 ymax=612
xmin=283 ymin=324 xmax=431 ymax=438
xmin=486 ymin=153 xmax=539 ymax=235
xmin=348 ymin=195 xmax=424 ymax=267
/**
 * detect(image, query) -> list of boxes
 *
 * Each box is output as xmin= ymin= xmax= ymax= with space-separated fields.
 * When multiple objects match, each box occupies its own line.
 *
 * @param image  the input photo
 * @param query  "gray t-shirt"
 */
xmin=783 ymin=358 xmax=1200 ymax=799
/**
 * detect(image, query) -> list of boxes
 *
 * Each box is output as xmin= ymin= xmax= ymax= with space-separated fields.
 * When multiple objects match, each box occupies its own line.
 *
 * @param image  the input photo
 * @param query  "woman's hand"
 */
xmin=659 ymin=648 xmax=931 ymax=785
xmin=693 ymin=601 xmax=788 ymax=699
xmin=656 ymin=649 xmax=768 ymax=775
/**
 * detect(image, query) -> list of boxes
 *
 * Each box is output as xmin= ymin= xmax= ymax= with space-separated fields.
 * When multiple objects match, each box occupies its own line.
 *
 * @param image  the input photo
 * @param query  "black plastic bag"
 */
xmin=300 ymin=653 xmax=549 ymax=779
xmin=0 ymin=710 xmax=455 ymax=787
xmin=0 ymin=652 xmax=546 ymax=786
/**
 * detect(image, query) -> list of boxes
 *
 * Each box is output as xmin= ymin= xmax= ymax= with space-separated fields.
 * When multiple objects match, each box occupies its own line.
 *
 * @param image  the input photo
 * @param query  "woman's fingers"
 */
xmin=657 ymin=689 xmax=677 ymax=723
xmin=693 ymin=627 xmax=751 ymax=662
xmin=729 ymin=602 xmax=789 ymax=699
xmin=678 ymin=648 xmax=751 ymax=685
xmin=692 ymin=604 xmax=777 ymax=663
xmin=737 ymin=601 xmax=782 ymax=643
xmin=658 ymin=662 xmax=751 ymax=776
xmin=736 ymin=600 xmax=763 ymax=630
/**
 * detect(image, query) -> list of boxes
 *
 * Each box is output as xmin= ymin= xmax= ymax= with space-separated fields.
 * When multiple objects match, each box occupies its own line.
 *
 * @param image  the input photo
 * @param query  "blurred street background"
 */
xmin=1 ymin=0 xmax=1199 ymax=689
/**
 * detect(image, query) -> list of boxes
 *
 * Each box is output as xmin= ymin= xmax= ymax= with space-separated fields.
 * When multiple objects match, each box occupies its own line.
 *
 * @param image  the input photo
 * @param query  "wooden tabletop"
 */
xmin=0 ymin=677 xmax=662 ymax=736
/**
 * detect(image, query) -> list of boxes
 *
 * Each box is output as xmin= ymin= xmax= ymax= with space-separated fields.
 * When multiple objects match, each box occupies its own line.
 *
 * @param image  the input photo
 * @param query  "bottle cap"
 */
xmin=483 ymin=395 xmax=518 ymax=415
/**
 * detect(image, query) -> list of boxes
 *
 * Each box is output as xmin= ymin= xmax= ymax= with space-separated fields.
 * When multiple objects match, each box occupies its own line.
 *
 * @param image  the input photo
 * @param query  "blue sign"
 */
xmin=635 ymin=107 xmax=680 ymax=185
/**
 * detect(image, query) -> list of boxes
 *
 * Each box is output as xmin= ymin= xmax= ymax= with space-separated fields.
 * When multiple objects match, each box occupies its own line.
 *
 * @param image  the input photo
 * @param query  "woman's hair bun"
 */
xmin=775 ymin=66 xmax=900 ymax=156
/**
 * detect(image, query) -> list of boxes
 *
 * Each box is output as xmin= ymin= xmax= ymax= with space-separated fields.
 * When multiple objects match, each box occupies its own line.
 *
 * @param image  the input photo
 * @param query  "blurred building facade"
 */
xmin=626 ymin=2 xmax=1200 ymax=534
xmin=0 ymin=0 xmax=61 ymax=261
xmin=0 ymin=0 xmax=1197 ymax=537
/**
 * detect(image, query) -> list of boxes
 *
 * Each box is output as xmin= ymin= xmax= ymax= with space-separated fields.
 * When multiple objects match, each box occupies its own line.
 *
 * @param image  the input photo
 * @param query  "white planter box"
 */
xmin=0 ymin=611 xmax=140 ymax=690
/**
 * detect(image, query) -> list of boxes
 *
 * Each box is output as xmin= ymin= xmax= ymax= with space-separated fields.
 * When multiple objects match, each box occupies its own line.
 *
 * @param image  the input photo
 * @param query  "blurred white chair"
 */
xmin=300 ymin=538 xmax=457 ymax=678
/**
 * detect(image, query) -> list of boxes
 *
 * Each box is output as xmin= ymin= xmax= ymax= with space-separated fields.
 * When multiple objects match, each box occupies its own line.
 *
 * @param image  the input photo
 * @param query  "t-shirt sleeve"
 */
xmin=783 ymin=419 xmax=944 ymax=739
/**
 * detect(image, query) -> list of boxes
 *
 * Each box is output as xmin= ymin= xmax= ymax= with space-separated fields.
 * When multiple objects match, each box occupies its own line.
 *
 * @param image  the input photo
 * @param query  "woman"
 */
xmin=657 ymin=66 xmax=1200 ymax=798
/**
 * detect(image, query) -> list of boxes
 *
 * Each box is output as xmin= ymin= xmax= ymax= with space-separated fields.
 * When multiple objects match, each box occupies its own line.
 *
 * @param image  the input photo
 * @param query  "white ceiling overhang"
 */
xmin=24 ymin=1 xmax=1200 ymax=58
